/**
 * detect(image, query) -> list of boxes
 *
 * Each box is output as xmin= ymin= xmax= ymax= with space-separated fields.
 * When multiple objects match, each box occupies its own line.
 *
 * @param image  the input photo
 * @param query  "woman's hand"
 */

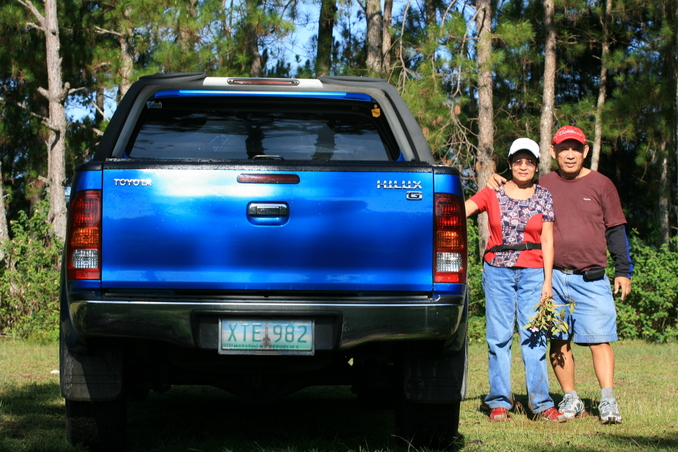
xmin=541 ymin=282 xmax=552 ymax=300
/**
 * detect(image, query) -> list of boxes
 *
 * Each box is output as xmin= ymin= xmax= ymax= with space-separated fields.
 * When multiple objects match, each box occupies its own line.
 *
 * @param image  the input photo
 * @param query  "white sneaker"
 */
xmin=558 ymin=394 xmax=585 ymax=419
xmin=599 ymin=398 xmax=622 ymax=424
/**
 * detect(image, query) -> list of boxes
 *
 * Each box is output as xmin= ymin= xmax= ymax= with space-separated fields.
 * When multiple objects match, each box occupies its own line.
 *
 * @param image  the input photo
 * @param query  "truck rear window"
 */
xmin=124 ymin=95 xmax=402 ymax=161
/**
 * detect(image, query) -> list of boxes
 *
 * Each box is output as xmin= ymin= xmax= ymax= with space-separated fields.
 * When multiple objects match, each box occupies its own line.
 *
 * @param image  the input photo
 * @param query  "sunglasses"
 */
xmin=511 ymin=158 xmax=537 ymax=168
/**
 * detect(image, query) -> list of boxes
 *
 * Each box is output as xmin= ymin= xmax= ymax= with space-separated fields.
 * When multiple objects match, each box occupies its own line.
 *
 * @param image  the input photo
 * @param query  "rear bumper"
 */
xmin=67 ymin=293 xmax=467 ymax=351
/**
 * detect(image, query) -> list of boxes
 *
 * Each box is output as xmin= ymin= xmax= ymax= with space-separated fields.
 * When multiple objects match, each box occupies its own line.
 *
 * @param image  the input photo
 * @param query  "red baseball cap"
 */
xmin=552 ymin=126 xmax=587 ymax=144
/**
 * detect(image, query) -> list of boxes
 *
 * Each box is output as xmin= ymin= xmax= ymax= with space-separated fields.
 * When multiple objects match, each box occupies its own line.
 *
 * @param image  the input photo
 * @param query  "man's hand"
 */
xmin=487 ymin=173 xmax=507 ymax=190
xmin=614 ymin=276 xmax=631 ymax=300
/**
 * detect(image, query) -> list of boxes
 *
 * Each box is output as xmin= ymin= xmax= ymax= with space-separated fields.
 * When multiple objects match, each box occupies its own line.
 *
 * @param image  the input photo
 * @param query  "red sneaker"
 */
xmin=489 ymin=407 xmax=510 ymax=421
xmin=539 ymin=407 xmax=567 ymax=423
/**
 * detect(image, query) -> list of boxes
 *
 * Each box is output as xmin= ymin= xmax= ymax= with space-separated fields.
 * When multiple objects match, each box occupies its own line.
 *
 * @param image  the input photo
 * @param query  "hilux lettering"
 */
xmin=376 ymin=180 xmax=422 ymax=189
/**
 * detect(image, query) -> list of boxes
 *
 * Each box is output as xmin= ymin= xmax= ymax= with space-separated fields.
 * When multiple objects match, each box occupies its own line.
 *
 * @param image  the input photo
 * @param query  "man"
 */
xmin=489 ymin=126 xmax=632 ymax=424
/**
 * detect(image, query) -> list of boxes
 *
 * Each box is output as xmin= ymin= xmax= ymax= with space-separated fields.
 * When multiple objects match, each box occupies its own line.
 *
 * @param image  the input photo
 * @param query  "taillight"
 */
xmin=67 ymin=190 xmax=102 ymax=280
xmin=434 ymin=193 xmax=467 ymax=283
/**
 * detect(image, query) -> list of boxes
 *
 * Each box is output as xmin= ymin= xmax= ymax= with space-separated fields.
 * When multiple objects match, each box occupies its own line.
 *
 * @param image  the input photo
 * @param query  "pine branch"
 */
xmin=16 ymin=0 xmax=45 ymax=29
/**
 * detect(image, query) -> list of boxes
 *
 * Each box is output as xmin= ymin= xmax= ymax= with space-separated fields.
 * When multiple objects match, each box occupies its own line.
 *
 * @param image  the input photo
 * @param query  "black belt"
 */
xmin=486 ymin=242 xmax=541 ymax=253
xmin=555 ymin=267 xmax=583 ymax=275
xmin=555 ymin=267 xmax=606 ymax=281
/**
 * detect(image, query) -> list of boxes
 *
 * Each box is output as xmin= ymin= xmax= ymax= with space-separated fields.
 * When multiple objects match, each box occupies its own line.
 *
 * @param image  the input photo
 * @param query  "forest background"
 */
xmin=0 ymin=0 xmax=676 ymax=343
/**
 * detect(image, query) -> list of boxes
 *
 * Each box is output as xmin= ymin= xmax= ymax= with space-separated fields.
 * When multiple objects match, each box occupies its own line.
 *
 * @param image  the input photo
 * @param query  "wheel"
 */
xmin=395 ymin=399 xmax=460 ymax=449
xmin=66 ymin=398 xmax=127 ymax=451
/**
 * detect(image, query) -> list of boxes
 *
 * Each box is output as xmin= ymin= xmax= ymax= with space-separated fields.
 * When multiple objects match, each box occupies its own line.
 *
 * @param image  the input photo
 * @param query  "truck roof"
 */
xmin=93 ymin=73 xmax=434 ymax=164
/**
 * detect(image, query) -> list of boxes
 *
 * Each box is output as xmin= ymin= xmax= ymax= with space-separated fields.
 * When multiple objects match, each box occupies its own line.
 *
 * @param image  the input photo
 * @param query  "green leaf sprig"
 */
xmin=524 ymin=296 xmax=576 ymax=336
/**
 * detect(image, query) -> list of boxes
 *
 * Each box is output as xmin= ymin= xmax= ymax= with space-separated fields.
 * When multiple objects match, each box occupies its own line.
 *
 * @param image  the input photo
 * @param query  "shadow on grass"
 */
xmin=8 ymin=381 xmax=675 ymax=452
xmin=127 ymin=385 xmax=465 ymax=452
xmin=0 ymin=380 xmax=69 ymax=451
xmin=607 ymin=432 xmax=678 ymax=450
xmin=1 ymin=381 xmax=466 ymax=451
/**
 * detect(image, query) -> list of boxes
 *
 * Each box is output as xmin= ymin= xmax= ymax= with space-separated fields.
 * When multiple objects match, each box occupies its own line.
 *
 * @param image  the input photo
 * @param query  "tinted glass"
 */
xmin=125 ymin=95 xmax=400 ymax=161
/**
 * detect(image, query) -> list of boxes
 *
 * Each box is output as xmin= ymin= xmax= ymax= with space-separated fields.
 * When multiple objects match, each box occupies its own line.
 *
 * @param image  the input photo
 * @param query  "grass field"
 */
xmin=1 ymin=338 xmax=677 ymax=451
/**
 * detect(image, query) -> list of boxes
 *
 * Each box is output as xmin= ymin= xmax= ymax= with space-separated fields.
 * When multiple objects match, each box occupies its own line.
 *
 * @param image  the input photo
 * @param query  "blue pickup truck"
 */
xmin=60 ymin=73 xmax=468 ymax=450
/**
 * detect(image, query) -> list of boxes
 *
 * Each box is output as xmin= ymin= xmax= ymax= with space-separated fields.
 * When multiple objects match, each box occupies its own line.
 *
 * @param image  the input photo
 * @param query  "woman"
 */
xmin=466 ymin=138 xmax=564 ymax=422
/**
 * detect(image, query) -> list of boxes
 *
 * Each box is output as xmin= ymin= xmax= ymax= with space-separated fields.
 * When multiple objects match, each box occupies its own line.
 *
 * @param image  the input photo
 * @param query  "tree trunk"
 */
xmin=475 ymin=0 xmax=494 ymax=254
xmin=316 ymin=0 xmax=336 ymax=76
xmin=539 ymin=0 xmax=556 ymax=175
xmin=658 ymin=141 xmax=670 ymax=245
xmin=95 ymin=86 xmax=105 ymax=124
xmin=44 ymin=0 xmax=68 ymax=241
xmin=177 ymin=0 xmax=199 ymax=54
xmin=245 ymin=0 xmax=263 ymax=77
xmin=0 ymin=163 xmax=9 ymax=262
xmin=591 ymin=40 xmax=608 ymax=172
xmin=20 ymin=0 xmax=68 ymax=240
xmin=591 ymin=0 xmax=612 ymax=172
xmin=365 ymin=0 xmax=383 ymax=73
xmin=118 ymin=6 xmax=136 ymax=99
xmin=425 ymin=0 xmax=437 ymax=26
xmin=669 ymin=0 xmax=678 ymax=237
xmin=382 ymin=0 xmax=392 ymax=73
xmin=658 ymin=0 xmax=677 ymax=245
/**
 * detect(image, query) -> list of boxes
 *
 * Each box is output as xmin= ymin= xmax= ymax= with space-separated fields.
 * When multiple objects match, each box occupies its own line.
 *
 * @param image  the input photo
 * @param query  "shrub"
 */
xmin=0 ymin=199 xmax=62 ymax=342
xmin=466 ymin=222 xmax=486 ymax=342
xmin=612 ymin=231 xmax=678 ymax=343
xmin=467 ymin=315 xmax=486 ymax=343
xmin=466 ymin=222 xmax=485 ymax=315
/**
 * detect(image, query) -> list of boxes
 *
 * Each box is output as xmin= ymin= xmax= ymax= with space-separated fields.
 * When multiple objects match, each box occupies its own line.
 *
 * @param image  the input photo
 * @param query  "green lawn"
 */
xmin=1 ymin=339 xmax=676 ymax=451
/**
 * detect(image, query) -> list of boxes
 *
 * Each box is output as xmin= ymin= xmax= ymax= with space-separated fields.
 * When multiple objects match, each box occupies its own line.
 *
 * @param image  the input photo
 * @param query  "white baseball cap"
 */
xmin=508 ymin=138 xmax=540 ymax=160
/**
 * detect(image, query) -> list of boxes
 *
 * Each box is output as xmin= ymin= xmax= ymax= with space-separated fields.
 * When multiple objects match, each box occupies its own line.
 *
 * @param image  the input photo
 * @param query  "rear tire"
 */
xmin=65 ymin=398 xmax=127 ymax=451
xmin=395 ymin=399 xmax=460 ymax=449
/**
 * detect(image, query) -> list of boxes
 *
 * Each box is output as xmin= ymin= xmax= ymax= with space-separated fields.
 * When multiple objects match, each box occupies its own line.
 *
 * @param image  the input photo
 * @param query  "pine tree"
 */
xmin=316 ymin=0 xmax=336 ymax=76
xmin=475 ymin=0 xmax=495 ymax=253
xmin=17 ymin=0 xmax=68 ymax=240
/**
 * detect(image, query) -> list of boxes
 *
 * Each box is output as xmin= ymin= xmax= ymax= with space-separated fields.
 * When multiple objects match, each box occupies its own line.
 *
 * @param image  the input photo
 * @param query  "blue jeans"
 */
xmin=482 ymin=262 xmax=555 ymax=413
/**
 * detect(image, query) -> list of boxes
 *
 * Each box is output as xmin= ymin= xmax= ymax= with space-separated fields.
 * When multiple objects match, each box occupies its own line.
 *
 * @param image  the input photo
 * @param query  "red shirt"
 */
xmin=470 ymin=185 xmax=554 ymax=268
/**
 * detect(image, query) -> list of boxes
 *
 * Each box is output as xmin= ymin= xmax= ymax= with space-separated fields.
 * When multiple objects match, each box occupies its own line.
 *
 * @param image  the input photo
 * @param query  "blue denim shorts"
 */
xmin=551 ymin=269 xmax=618 ymax=344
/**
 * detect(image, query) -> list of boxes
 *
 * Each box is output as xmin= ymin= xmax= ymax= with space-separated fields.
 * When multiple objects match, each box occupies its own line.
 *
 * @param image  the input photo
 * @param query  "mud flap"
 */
xmin=401 ymin=335 xmax=468 ymax=403
xmin=402 ymin=295 xmax=469 ymax=403
xmin=396 ymin=335 xmax=467 ymax=449
xmin=60 ymin=329 xmax=124 ymax=401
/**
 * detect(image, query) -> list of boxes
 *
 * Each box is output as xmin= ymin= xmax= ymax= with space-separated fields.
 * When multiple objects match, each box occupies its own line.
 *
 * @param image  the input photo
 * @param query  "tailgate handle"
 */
xmin=247 ymin=203 xmax=289 ymax=217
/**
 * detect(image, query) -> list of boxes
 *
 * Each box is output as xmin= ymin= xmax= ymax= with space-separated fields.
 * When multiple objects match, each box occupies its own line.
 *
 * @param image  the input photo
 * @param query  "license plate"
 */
xmin=219 ymin=319 xmax=314 ymax=354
